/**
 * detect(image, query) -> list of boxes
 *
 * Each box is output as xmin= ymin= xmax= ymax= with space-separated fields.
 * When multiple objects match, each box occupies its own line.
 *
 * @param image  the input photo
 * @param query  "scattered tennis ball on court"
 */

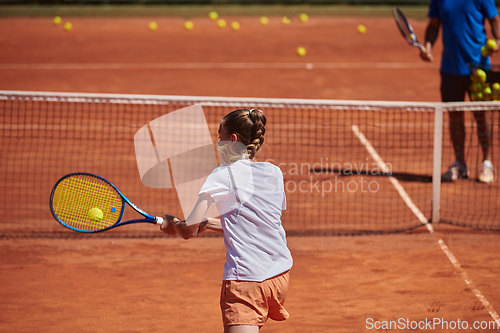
xmin=88 ymin=207 xmax=103 ymax=223
xmin=357 ymin=24 xmax=367 ymax=34
xmin=260 ymin=16 xmax=269 ymax=26
xmin=209 ymin=11 xmax=219 ymax=20
xmin=282 ymin=16 xmax=291 ymax=24
xmin=492 ymin=82 xmax=500 ymax=91
xmin=299 ymin=13 xmax=309 ymax=22
xmin=64 ymin=22 xmax=73 ymax=31
xmin=53 ymin=16 xmax=62 ymax=25
xmin=148 ymin=21 xmax=158 ymax=31
xmin=184 ymin=21 xmax=194 ymax=30
xmin=297 ymin=47 xmax=306 ymax=57
xmin=231 ymin=21 xmax=240 ymax=30
xmin=217 ymin=19 xmax=227 ymax=28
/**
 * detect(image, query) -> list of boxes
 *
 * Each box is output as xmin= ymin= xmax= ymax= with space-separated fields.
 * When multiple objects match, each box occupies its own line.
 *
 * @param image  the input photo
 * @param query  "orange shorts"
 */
xmin=220 ymin=270 xmax=290 ymax=327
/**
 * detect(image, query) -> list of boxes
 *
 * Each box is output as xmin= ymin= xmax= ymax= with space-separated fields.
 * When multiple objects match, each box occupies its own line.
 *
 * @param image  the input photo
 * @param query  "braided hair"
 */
xmin=220 ymin=108 xmax=266 ymax=160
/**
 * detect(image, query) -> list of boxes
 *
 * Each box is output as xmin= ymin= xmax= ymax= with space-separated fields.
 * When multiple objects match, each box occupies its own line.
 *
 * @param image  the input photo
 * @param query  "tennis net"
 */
xmin=1 ymin=90 xmax=499 ymax=238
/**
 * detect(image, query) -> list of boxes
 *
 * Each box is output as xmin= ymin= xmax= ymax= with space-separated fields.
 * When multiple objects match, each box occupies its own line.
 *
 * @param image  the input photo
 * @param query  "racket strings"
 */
xmin=52 ymin=174 xmax=123 ymax=231
xmin=393 ymin=9 xmax=417 ymax=44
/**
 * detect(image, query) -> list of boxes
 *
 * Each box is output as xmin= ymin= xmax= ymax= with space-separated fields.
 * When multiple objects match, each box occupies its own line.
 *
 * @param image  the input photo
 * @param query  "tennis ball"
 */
xmin=260 ymin=16 xmax=269 ymax=26
xmin=64 ymin=22 xmax=72 ymax=31
xmin=476 ymin=68 xmax=487 ymax=83
xmin=209 ymin=11 xmax=219 ymax=20
xmin=148 ymin=21 xmax=158 ymax=31
xmin=184 ymin=21 xmax=194 ymax=30
xmin=357 ymin=24 xmax=367 ymax=34
xmin=481 ymin=46 xmax=489 ymax=57
xmin=53 ymin=16 xmax=62 ymax=25
xmin=477 ymin=91 xmax=484 ymax=101
xmin=474 ymin=82 xmax=484 ymax=92
xmin=470 ymin=74 xmax=480 ymax=83
xmin=299 ymin=13 xmax=309 ymax=22
xmin=492 ymin=82 xmax=500 ymax=91
xmin=484 ymin=86 xmax=492 ymax=95
xmin=282 ymin=16 xmax=291 ymax=24
xmin=297 ymin=47 xmax=306 ymax=57
xmin=486 ymin=39 xmax=497 ymax=50
xmin=88 ymin=208 xmax=103 ymax=223
xmin=217 ymin=19 xmax=226 ymax=28
xmin=231 ymin=21 xmax=240 ymax=30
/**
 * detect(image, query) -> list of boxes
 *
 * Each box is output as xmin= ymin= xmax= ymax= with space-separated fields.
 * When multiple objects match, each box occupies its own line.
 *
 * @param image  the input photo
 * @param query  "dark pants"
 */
xmin=440 ymin=72 xmax=492 ymax=164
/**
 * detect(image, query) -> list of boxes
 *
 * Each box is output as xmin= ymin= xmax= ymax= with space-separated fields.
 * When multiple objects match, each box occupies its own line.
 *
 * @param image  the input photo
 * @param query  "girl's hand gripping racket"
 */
xmin=50 ymin=172 xmax=164 ymax=233
xmin=393 ymin=6 xmax=426 ymax=52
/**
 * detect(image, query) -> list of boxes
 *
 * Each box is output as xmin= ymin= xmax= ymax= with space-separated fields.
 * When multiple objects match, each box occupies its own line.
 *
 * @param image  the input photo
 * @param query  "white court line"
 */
xmin=351 ymin=124 xmax=434 ymax=233
xmin=0 ymin=62 xmax=439 ymax=70
xmin=352 ymin=124 xmax=500 ymax=327
xmin=438 ymin=240 xmax=500 ymax=328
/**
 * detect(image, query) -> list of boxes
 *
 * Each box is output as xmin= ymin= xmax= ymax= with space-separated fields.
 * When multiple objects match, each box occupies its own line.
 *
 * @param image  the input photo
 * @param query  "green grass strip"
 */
xmin=0 ymin=4 xmax=429 ymax=20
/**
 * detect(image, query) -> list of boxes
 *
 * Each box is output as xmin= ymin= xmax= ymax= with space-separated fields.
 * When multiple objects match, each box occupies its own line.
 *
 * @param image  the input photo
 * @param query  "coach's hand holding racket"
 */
xmin=420 ymin=41 xmax=434 ymax=62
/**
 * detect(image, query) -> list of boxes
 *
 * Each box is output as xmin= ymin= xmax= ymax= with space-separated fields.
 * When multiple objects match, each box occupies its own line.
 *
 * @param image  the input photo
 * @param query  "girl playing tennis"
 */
xmin=161 ymin=108 xmax=293 ymax=333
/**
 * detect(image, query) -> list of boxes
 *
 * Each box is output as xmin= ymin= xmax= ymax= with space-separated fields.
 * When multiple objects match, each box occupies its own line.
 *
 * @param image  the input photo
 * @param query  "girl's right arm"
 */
xmin=161 ymin=193 xmax=222 ymax=239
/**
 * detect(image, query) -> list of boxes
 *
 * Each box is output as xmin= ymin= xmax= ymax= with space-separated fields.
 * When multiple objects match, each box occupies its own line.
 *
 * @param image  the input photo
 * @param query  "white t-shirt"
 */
xmin=199 ymin=159 xmax=293 ymax=282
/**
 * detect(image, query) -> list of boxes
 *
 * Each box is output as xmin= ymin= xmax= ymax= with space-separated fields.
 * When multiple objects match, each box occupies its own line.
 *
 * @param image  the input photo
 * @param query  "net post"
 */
xmin=432 ymin=103 xmax=443 ymax=224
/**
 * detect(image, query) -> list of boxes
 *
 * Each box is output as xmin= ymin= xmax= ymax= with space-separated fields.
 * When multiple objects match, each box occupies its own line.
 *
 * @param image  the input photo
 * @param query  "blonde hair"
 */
xmin=220 ymin=108 xmax=266 ymax=160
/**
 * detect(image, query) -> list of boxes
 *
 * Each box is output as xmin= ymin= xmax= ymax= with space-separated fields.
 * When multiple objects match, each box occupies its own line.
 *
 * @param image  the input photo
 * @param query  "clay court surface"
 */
xmin=1 ymin=12 xmax=500 ymax=332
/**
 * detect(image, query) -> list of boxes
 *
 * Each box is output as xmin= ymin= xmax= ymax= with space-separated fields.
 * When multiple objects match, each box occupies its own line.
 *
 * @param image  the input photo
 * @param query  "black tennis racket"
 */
xmin=393 ymin=6 xmax=426 ymax=52
xmin=50 ymin=172 xmax=164 ymax=233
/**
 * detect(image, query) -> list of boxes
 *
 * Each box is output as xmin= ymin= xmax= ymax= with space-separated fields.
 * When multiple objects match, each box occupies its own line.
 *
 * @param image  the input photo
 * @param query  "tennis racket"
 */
xmin=50 ymin=172 xmax=164 ymax=233
xmin=393 ymin=6 xmax=426 ymax=52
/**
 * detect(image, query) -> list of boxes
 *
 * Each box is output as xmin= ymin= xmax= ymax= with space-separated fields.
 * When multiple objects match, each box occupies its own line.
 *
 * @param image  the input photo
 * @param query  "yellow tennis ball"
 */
xmin=184 ymin=21 xmax=194 ymax=30
xmin=492 ymin=82 xmax=500 ymax=91
xmin=260 ymin=16 xmax=269 ymax=26
xmin=148 ymin=21 xmax=158 ymax=31
xmin=357 ymin=24 xmax=366 ymax=34
xmin=88 ymin=208 xmax=103 ymax=223
xmin=64 ymin=22 xmax=72 ymax=31
xmin=299 ymin=13 xmax=309 ymax=22
xmin=209 ymin=11 xmax=219 ymax=20
xmin=297 ymin=47 xmax=306 ymax=57
xmin=53 ymin=16 xmax=62 ymax=25
xmin=486 ymin=39 xmax=497 ymax=50
xmin=217 ymin=19 xmax=226 ymax=28
xmin=481 ymin=46 xmax=489 ymax=57
xmin=231 ymin=21 xmax=240 ymax=30
xmin=282 ymin=16 xmax=291 ymax=24
xmin=476 ymin=68 xmax=487 ymax=82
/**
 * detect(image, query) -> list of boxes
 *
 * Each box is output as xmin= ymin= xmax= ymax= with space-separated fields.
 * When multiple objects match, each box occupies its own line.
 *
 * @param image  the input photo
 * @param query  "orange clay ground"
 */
xmin=1 ymin=14 xmax=500 ymax=332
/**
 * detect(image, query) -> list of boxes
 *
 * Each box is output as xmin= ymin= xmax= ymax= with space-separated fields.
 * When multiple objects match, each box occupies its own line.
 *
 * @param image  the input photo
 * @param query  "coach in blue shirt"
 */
xmin=421 ymin=0 xmax=500 ymax=183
